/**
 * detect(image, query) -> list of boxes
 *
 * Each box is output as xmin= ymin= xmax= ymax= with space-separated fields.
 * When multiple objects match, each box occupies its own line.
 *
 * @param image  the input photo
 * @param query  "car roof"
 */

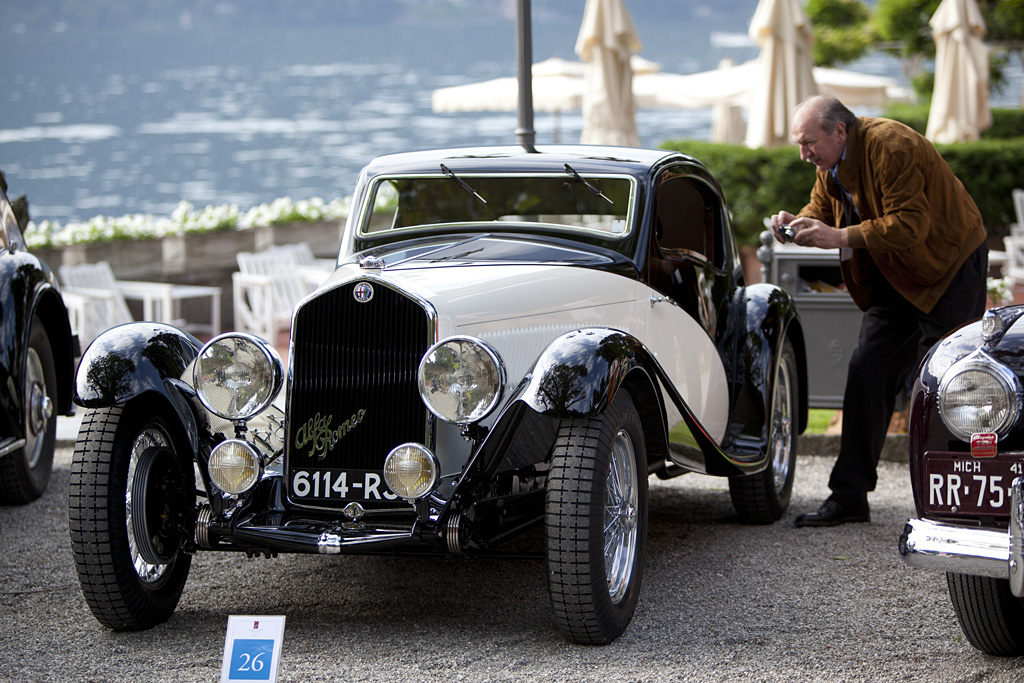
xmin=360 ymin=145 xmax=689 ymax=178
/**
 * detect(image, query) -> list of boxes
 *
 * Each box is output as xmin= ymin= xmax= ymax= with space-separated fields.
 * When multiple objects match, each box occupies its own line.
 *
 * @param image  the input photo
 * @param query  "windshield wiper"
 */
xmin=564 ymin=163 xmax=614 ymax=206
xmin=441 ymin=164 xmax=488 ymax=207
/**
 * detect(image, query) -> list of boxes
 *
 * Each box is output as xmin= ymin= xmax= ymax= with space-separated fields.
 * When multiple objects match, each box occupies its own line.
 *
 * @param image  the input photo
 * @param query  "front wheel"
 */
xmin=0 ymin=319 xmax=57 ymax=504
xmin=947 ymin=572 xmax=1024 ymax=656
xmin=546 ymin=390 xmax=648 ymax=645
xmin=69 ymin=400 xmax=195 ymax=630
xmin=728 ymin=337 xmax=797 ymax=524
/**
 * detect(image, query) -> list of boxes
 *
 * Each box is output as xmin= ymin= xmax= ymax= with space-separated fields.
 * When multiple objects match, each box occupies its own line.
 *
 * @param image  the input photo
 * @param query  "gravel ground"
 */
xmin=1 ymin=438 xmax=1022 ymax=683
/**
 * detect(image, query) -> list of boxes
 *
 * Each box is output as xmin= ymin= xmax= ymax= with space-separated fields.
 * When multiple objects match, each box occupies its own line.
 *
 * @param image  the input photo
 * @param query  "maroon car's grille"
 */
xmin=286 ymin=281 xmax=431 ymax=508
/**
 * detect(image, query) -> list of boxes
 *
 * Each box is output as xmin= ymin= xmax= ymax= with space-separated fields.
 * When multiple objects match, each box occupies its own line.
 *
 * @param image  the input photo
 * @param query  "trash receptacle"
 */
xmin=759 ymin=234 xmax=863 ymax=408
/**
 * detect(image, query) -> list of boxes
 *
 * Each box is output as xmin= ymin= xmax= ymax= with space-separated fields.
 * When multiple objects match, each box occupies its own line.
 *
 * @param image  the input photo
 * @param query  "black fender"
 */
xmin=74 ymin=322 xmax=204 ymax=454
xmin=716 ymin=283 xmax=808 ymax=468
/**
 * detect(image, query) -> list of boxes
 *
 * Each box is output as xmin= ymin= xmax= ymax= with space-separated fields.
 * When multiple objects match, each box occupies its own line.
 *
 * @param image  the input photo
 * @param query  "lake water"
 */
xmin=1 ymin=17 xmax=1019 ymax=225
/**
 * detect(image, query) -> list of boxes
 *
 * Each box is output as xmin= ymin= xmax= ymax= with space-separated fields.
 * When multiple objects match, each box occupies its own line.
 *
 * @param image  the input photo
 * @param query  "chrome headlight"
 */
xmin=194 ymin=334 xmax=284 ymax=421
xmin=208 ymin=440 xmax=262 ymax=495
xmin=383 ymin=443 xmax=439 ymax=500
xmin=418 ymin=336 xmax=504 ymax=424
xmin=938 ymin=353 xmax=1021 ymax=441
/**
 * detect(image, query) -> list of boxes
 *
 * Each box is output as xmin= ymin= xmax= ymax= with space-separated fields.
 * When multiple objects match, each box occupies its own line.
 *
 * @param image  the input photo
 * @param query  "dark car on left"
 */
xmin=0 ymin=172 xmax=78 ymax=504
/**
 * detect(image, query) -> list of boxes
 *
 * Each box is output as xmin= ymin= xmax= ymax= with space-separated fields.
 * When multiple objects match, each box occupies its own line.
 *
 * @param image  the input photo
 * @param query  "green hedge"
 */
xmin=661 ymin=136 xmax=1024 ymax=247
xmin=883 ymin=105 xmax=1024 ymax=140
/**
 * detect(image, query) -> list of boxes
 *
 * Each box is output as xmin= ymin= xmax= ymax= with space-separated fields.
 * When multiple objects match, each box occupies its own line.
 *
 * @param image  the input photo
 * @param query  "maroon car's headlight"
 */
xmin=938 ymin=352 xmax=1021 ymax=441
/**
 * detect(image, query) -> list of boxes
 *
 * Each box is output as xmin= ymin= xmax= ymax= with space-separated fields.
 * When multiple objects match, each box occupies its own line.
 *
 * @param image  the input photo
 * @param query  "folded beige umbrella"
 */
xmin=574 ymin=0 xmax=642 ymax=147
xmin=926 ymin=0 xmax=992 ymax=143
xmin=744 ymin=0 xmax=818 ymax=149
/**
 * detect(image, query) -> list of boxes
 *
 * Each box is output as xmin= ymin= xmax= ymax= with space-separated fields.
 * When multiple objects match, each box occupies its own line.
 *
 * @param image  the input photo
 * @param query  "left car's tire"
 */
xmin=69 ymin=400 xmax=195 ymax=630
xmin=546 ymin=390 xmax=648 ymax=645
xmin=0 ymin=319 xmax=57 ymax=505
xmin=728 ymin=337 xmax=797 ymax=524
xmin=946 ymin=572 xmax=1024 ymax=656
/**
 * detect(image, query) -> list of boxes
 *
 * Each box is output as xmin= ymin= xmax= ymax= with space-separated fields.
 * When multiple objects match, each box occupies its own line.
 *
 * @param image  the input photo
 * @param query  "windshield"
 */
xmin=360 ymin=172 xmax=635 ymax=238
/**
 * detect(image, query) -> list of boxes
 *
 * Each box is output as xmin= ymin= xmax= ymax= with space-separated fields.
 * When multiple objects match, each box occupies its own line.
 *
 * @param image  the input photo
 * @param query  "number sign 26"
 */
xmin=221 ymin=616 xmax=286 ymax=683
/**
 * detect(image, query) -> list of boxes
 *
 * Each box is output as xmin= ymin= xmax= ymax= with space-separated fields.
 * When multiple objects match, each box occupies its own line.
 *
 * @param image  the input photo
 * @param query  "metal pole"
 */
xmin=515 ymin=0 xmax=536 ymax=152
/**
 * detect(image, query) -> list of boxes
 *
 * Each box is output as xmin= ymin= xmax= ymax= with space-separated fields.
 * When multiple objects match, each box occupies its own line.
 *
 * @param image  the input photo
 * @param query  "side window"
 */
xmin=653 ymin=172 xmax=725 ymax=268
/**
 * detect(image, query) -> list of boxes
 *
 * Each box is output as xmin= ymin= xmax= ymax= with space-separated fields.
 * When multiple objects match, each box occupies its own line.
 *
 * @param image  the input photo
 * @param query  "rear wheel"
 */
xmin=546 ymin=390 xmax=648 ymax=645
xmin=0 ymin=319 xmax=57 ymax=504
xmin=68 ymin=400 xmax=195 ymax=630
xmin=947 ymin=572 xmax=1024 ymax=656
xmin=729 ymin=337 xmax=797 ymax=524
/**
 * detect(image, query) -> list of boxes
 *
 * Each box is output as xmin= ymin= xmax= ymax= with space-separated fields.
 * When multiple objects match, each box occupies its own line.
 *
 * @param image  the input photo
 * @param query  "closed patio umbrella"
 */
xmin=574 ymin=0 xmax=642 ymax=147
xmin=926 ymin=0 xmax=991 ymax=143
xmin=743 ymin=0 xmax=818 ymax=149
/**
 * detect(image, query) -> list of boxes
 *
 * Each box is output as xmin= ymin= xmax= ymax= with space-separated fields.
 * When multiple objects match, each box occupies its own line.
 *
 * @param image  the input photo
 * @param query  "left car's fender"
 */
xmin=74 ymin=322 xmax=204 ymax=453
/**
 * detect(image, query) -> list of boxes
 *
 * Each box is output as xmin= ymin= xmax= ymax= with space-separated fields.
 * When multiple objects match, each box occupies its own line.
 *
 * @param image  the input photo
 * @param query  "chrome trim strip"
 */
xmin=316 ymin=529 xmax=414 ymax=554
xmin=0 ymin=438 xmax=26 ymax=459
xmin=899 ymin=517 xmax=1009 ymax=580
xmin=1010 ymin=476 xmax=1024 ymax=597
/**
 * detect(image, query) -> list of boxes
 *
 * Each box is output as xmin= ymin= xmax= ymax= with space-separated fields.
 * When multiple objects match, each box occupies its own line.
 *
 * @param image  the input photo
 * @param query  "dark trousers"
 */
xmin=829 ymin=243 xmax=989 ymax=504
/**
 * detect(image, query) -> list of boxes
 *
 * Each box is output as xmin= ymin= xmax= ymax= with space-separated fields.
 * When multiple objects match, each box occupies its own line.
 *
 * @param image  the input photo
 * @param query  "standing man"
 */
xmin=773 ymin=95 xmax=988 ymax=527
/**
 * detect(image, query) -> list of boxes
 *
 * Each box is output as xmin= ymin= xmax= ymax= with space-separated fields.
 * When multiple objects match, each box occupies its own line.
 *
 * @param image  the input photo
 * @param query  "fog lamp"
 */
xmin=383 ymin=443 xmax=439 ymax=500
xmin=208 ymin=440 xmax=262 ymax=495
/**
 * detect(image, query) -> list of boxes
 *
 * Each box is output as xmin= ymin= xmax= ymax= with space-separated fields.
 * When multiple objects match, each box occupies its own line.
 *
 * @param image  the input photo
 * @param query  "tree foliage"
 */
xmin=806 ymin=0 xmax=874 ymax=67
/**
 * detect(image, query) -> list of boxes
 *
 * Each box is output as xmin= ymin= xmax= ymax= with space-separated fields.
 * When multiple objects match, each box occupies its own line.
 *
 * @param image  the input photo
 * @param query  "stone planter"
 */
xmin=36 ymin=220 xmax=346 ymax=335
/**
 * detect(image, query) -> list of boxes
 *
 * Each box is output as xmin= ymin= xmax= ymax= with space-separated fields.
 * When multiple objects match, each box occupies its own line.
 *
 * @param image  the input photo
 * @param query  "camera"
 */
xmin=778 ymin=224 xmax=795 ymax=242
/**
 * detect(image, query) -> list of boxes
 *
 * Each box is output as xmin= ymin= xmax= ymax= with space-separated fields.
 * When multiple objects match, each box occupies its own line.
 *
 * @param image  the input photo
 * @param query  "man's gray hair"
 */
xmin=799 ymin=95 xmax=856 ymax=133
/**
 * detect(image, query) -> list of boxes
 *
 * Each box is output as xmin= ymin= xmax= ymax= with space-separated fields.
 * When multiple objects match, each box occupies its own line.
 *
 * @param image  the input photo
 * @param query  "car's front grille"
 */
xmin=286 ymin=280 xmax=431 ymax=508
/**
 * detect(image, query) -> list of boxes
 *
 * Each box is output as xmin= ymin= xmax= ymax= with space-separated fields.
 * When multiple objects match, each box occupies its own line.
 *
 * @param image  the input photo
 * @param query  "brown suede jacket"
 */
xmin=798 ymin=116 xmax=986 ymax=313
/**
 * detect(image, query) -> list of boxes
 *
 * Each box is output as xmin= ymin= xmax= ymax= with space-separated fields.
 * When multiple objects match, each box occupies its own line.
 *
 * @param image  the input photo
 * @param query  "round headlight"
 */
xmin=195 ymin=334 xmax=283 ymax=420
xmin=383 ymin=443 xmax=439 ymax=500
xmin=418 ymin=337 xmax=504 ymax=424
xmin=939 ymin=357 xmax=1020 ymax=440
xmin=208 ymin=440 xmax=263 ymax=495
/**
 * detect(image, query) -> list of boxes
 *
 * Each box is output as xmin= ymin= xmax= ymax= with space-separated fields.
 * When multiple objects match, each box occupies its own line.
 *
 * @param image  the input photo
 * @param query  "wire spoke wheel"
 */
xmin=546 ymin=390 xmax=647 ymax=645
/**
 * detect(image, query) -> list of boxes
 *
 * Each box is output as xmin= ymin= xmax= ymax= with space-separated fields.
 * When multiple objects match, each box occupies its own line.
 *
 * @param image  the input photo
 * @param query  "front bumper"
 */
xmin=898 ymin=475 xmax=1024 ymax=597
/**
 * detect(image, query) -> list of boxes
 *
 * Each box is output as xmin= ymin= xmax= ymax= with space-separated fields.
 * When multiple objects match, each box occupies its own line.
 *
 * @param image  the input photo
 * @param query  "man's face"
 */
xmin=791 ymin=109 xmax=846 ymax=171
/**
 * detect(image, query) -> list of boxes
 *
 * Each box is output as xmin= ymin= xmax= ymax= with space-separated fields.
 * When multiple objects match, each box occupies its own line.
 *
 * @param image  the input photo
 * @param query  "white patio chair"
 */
xmin=232 ymin=243 xmax=329 ymax=340
xmin=60 ymin=261 xmax=221 ymax=345
xmin=1003 ymin=234 xmax=1024 ymax=287
xmin=1011 ymin=188 xmax=1024 ymax=237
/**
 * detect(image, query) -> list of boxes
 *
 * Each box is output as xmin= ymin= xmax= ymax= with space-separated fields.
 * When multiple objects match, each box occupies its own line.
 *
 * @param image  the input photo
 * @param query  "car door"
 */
xmin=643 ymin=167 xmax=730 ymax=444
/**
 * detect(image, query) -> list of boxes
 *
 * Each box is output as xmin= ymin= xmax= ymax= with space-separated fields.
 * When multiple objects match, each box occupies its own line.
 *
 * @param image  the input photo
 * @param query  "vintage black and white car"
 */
xmin=0 ymin=173 xmax=77 ymax=505
xmin=900 ymin=305 xmax=1024 ymax=656
xmin=70 ymin=145 xmax=808 ymax=644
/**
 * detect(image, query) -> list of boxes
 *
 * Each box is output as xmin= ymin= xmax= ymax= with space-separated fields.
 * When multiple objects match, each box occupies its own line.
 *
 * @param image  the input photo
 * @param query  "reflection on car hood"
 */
xmin=354 ymin=234 xmax=621 ymax=269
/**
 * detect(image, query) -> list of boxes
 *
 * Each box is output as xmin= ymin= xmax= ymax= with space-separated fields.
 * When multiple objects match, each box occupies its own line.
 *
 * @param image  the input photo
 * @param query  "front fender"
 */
xmin=519 ymin=328 xmax=644 ymax=419
xmin=74 ymin=322 xmax=203 ymax=452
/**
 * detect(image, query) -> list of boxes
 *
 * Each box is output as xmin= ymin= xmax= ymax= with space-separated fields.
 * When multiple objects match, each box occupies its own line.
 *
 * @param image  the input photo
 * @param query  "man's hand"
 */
xmin=788 ymin=217 xmax=848 ymax=249
xmin=770 ymin=212 xmax=848 ymax=249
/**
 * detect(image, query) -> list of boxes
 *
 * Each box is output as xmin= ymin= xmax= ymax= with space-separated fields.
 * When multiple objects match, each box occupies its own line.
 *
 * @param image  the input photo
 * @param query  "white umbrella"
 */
xmin=635 ymin=61 xmax=907 ymax=110
xmin=926 ymin=0 xmax=991 ymax=143
xmin=574 ymin=0 xmax=642 ymax=147
xmin=431 ymin=57 xmax=585 ymax=114
xmin=743 ymin=0 xmax=818 ymax=149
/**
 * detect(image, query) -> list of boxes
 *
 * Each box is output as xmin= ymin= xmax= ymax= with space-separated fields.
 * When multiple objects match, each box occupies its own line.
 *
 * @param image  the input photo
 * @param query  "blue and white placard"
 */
xmin=221 ymin=615 xmax=286 ymax=683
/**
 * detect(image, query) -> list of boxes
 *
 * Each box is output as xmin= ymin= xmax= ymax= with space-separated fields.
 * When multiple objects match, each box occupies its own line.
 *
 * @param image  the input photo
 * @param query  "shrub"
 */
xmin=662 ymin=133 xmax=1024 ymax=246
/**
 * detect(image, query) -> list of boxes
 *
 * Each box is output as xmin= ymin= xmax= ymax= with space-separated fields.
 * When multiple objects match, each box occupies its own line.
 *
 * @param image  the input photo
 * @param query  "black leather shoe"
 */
xmin=793 ymin=498 xmax=870 ymax=527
